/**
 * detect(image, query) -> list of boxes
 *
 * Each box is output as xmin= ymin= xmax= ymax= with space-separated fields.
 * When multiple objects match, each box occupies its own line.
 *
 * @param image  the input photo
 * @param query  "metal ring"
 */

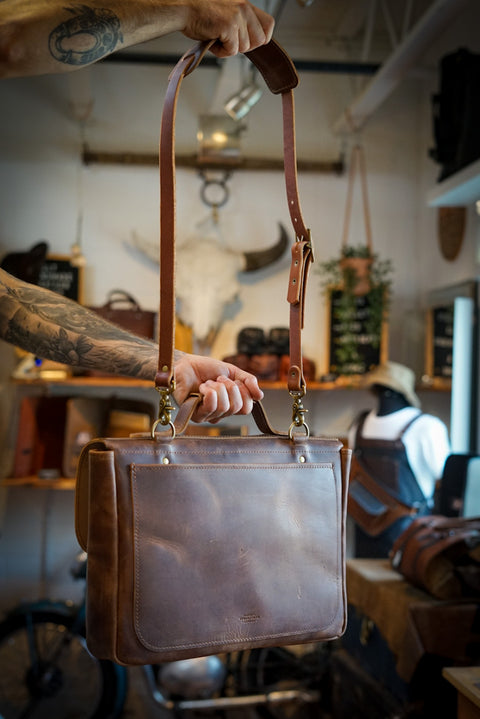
xmin=151 ymin=419 xmax=176 ymax=440
xmin=288 ymin=422 xmax=310 ymax=440
xmin=200 ymin=179 xmax=230 ymax=209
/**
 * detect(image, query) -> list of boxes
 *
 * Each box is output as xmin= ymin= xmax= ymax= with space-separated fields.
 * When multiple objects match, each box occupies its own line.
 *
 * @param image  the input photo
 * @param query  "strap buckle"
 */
xmin=296 ymin=228 xmax=314 ymax=261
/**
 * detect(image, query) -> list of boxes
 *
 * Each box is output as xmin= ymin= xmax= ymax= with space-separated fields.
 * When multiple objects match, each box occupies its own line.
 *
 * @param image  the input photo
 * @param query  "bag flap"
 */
xmin=129 ymin=460 xmax=347 ymax=653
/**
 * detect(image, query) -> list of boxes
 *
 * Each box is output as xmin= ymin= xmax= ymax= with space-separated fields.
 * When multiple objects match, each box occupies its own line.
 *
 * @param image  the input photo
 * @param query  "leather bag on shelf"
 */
xmin=89 ymin=289 xmax=157 ymax=339
xmin=390 ymin=515 xmax=480 ymax=600
xmin=75 ymin=40 xmax=351 ymax=666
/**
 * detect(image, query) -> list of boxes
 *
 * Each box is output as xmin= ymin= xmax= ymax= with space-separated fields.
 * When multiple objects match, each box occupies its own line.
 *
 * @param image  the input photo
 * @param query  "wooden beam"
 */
xmin=82 ymin=149 xmax=344 ymax=174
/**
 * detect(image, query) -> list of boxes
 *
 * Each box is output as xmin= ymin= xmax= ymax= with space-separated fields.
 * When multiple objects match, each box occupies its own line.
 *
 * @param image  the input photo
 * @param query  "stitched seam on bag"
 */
xmin=132 ymin=464 xmax=143 ymax=656
xmin=133 ymin=463 xmax=335 ymax=470
xmin=332 ymin=460 xmax=344 ymax=626
xmin=116 ymin=448 xmax=340 ymax=458
xmin=131 ymin=463 xmax=345 ymax=651
xmin=133 ymin=627 xmax=342 ymax=653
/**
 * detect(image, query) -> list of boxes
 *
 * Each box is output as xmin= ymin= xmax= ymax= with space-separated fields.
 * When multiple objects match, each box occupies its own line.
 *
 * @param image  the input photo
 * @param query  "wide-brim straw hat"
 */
xmin=364 ymin=361 xmax=421 ymax=408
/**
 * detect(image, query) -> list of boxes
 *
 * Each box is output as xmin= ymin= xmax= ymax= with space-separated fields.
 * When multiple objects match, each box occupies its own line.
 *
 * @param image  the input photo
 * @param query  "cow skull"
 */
xmin=130 ymin=223 xmax=288 ymax=348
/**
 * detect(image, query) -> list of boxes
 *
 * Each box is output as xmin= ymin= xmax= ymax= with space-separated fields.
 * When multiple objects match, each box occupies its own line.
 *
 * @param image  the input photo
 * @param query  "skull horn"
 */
xmin=243 ymin=223 xmax=289 ymax=272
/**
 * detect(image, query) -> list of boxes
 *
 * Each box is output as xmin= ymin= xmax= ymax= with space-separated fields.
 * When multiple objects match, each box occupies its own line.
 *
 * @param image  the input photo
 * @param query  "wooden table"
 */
xmin=346 ymin=559 xmax=480 ymax=682
xmin=443 ymin=667 xmax=480 ymax=719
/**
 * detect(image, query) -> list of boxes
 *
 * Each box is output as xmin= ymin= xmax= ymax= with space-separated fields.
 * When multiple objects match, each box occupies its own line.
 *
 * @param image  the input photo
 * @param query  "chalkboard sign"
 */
xmin=425 ymin=304 xmax=454 ymax=382
xmin=327 ymin=288 xmax=388 ymax=376
xmin=37 ymin=255 xmax=83 ymax=302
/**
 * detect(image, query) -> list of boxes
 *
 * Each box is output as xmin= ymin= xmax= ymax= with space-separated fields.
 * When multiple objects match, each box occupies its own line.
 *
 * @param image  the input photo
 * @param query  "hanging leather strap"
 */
xmin=156 ymin=40 xmax=313 ymax=397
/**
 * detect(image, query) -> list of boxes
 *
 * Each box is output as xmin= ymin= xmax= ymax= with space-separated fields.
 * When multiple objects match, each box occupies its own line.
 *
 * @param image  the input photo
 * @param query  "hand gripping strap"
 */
xmin=156 ymin=40 xmax=312 ymax=395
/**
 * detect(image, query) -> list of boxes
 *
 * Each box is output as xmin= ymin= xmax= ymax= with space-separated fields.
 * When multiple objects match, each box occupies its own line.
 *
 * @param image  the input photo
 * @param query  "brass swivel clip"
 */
xmin=152 ymin=384 xmax=176 ymax=439
xmin=288 ymin=389 xmax=310 ymax=439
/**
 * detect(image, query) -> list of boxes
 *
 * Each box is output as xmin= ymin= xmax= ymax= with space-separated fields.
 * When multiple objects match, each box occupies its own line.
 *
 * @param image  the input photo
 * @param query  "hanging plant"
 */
xmin=317 ymin=145 xmax=394 ymax=375
xmin=339 ymin=245 xmax=373 ymax=296
xmin=319 ymin=248 xmax=393 ymax=358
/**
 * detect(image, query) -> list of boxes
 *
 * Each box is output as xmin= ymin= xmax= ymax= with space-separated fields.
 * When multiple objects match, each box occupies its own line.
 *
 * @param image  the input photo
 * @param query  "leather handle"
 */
xmin=181 ymin=39 xmax=299 ymax=93
xmin=168 ymin=396 xmax=286 ymax=438
xmin=105 ymin=289 xmax=141 ymax=310
xmin=156 ymin=40 xmax=313 ymax=398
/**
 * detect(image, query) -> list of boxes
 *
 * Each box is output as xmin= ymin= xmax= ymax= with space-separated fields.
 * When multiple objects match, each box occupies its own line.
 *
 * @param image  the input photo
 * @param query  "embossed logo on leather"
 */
xmin=240 ymin=613 xmax=260 ymax=623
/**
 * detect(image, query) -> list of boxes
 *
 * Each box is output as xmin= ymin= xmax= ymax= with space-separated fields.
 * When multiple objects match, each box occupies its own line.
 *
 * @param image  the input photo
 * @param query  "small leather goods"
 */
xmin=390 ymin=515 xmax=480 ymax=600
xmin=75 ymin=40 xmax=351 ymax=666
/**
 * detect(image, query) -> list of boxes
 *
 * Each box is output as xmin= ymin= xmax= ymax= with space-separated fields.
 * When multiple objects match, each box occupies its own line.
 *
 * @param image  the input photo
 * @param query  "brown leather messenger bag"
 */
xmin=75 ymin=39 xmax=351 ymax=665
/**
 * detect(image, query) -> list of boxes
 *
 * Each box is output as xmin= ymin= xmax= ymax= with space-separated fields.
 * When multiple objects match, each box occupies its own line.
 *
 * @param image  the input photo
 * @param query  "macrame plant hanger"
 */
xmin=340 ymin=144 xmax=373 ymax=296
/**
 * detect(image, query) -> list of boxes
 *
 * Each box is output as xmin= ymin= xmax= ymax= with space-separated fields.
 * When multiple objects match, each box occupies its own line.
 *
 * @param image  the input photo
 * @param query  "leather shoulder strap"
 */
xmin=156 ymin=40 xmax=313 ymax=397
xmin=355 ymin=410 xmax=422 ymax=445
xmin=398 ymin=411 xmax=423 ymax=439
xmin=354 ymin=410 xmax=370 ymax=445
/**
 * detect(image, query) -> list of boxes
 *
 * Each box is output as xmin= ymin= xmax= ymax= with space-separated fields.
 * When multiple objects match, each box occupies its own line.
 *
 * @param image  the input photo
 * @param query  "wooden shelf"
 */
xmin=11 ymin=377 xmax=367 ymax=393
xmin=11 ymin=376 xmax=449 ymax=393
xmin=3 ymin=374 xmax=449 ymax=492
xmin=1 ymin=476 xmax=76 ymax=490
xmin=12 ymin=376 xmax=153 ymax=389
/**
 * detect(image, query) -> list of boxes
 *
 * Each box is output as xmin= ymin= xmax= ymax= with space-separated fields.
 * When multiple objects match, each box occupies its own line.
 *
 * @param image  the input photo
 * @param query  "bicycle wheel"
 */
xmin=0 ymin=608 xmax=127 ymax=719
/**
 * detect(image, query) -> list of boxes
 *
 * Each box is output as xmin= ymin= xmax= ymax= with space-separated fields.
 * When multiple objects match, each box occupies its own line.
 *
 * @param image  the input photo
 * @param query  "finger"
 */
xmin=209 ymin=4 xmax=274 ymax=58
xmin=216 ymin=376 xmax=247 ymax=415
xmin=243 ymin=374 xmax=264 ymax=401
xmin=194 ymin=378 xmax=247 ymax=423
xmin=206 ymin=379 xmax=244 ymax=419
xmin=231 ymin=379 xmax=254 ymax=416
xmin=258 ymin=7 xmax=275 ymax=44
xmin=237 ymin=21 xmax=252 ymax=55
xmin=193 ymin=381 xmax=219 ymax=422
xmin=235 ymin=5 xmax=257 ymax=54
xmin=203 ymin=380 xmax=253 ymax=422
xmin=212 ymin=28 xmax=239 ymax=58
xmin=226 ymin=367 xmax=264 ymax=401
xmin=246 ymin=5 xmax=275 ymax=49
xmin=192 ymin=379 xmax=228 ymax=423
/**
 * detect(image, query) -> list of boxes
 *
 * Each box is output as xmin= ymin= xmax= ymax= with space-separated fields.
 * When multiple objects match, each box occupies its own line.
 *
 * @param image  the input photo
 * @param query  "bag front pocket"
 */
xmin=130 ymin=461 xmax=345 ymax=655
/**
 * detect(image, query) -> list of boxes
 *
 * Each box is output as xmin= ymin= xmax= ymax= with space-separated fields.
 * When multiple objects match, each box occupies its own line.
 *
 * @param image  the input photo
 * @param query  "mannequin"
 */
xmin=374 ymin=385 xmax=410 ymax=416
xmin=348 ymin=362 xmax=450 ymax=558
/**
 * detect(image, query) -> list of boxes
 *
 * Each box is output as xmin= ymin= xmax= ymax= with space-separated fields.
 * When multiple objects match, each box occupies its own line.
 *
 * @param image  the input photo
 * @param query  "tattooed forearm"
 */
xmin=1 ymin=1 xmax=274 ymax=79
xmin=48 ymin=5 xmax=123 ymax=67
xmin=0 ymin=270 xmax=161 ymax=378
xmin=5 ymin=313 xmax=156 ymax=375
xmin=5 ymin=282 xmax=139 ymax=341
xmin=0 ymin=269 xmax=263 ymax=421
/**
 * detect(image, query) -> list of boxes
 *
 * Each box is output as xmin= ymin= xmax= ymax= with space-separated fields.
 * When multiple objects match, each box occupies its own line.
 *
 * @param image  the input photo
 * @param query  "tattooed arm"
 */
xmin=0 ymin=268 xmax=263 ymax=422
xmin=0 ymin=0 xmax=274 ymax=78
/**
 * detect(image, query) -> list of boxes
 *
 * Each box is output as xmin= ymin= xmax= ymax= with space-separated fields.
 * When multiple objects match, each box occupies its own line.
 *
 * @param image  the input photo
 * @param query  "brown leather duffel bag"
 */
xmin=391 ymin=515 xmax=480 ymax=599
